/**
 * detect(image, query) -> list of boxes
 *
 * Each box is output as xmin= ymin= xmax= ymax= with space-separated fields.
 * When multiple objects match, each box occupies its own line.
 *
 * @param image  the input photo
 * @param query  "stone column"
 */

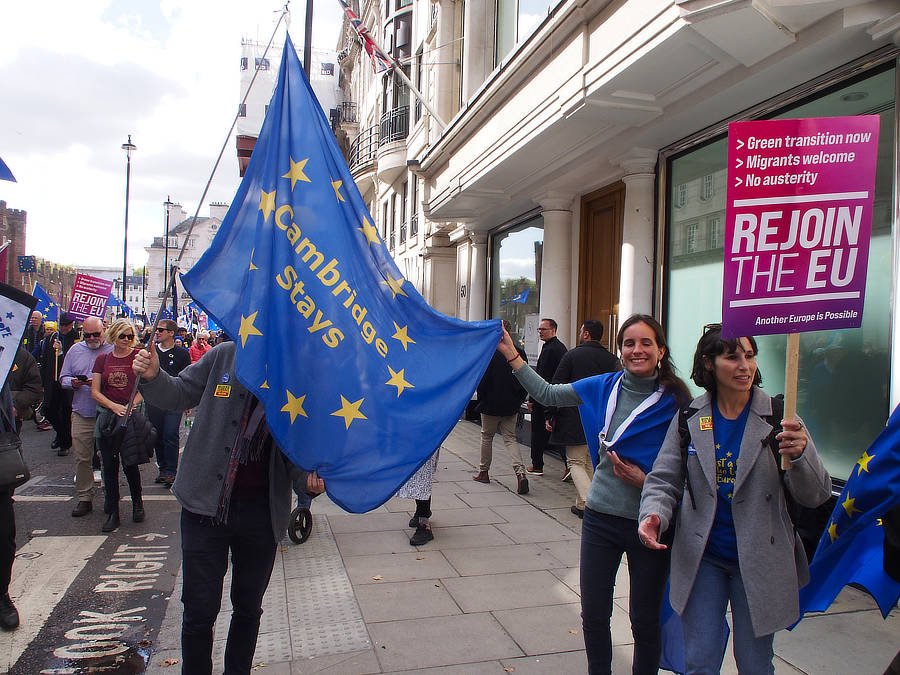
xmin=468 ymin=231 xmax=488 ymax=321
xmin=618 ymin=148 xmax=658 ymax=320
xmin=536 ymin=193 xmax=574 ymax=348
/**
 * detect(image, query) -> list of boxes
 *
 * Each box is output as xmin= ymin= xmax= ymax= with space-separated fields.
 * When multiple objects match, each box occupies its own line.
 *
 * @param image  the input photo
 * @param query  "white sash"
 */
xmin=599 ymin=377 xmax=663 ymax=449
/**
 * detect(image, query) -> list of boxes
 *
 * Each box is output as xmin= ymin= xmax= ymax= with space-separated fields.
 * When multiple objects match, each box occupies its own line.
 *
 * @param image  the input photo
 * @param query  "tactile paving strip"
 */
xmin=211 ymin=513 xmax=370 ymax=670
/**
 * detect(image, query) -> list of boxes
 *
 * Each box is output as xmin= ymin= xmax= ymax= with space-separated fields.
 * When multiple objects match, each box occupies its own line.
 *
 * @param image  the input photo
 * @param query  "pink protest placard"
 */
xmin=722 ymin=115 xmax=880 ymax=338
xmin=68 ymin=273 xmax=114 ymax=321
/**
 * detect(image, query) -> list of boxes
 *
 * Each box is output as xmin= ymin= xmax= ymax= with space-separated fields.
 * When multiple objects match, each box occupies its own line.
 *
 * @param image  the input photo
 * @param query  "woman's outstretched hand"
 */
xmin=638 ymin=514 xmax=667 ymax=550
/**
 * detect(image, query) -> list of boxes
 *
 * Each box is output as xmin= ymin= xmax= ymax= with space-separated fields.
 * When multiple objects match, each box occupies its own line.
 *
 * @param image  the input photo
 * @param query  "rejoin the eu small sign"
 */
xmin=722 ymin=115 xmax=880 ymax=338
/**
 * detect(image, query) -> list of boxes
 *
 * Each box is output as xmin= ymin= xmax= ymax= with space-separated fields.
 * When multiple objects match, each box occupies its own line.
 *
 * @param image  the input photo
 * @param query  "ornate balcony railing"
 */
xmin=348 ymin=124 xmax=379 ymax=172
xmin=379 ymin=106 xmax=409 ymax=145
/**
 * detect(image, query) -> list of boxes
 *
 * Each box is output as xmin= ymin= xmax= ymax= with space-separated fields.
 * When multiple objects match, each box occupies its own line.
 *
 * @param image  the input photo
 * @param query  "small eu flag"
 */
xmin=181 ymin=35 xmax=500 ymax=513
xmin=31 ymin=282 xmax=57 ymax=321
xmin=17 ymin=256 xmax=36 ymax=274
xmin=798 ymin=404 xmax=900 ymax=618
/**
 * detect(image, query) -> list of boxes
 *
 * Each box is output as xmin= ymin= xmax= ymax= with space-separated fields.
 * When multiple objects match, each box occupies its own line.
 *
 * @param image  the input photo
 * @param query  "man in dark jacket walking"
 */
xmin=473 ymin=320 xmax=529 ymax=494
xmin=527 ymin=318 xmax=567 ymax=475
xmin=548 ymin=319 xmax=619 ymax=516
xmin=39 ymin=313 xmax=78 ymax=455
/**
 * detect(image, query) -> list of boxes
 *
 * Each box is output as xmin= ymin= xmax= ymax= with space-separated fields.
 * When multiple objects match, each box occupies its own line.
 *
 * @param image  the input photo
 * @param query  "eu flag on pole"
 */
xmin=32 ymin=282 xmax=58 ymax=321
xmin=181 ymin=35 xmax=500 ymax=513
xmin=797 ymin=404 xmax=900 ymax=619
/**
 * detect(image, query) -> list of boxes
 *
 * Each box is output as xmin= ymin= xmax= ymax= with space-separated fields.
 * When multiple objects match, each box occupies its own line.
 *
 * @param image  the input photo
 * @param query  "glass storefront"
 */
xmin=663 ymin=63 xmax=896 ymax=481
xmin=489 ymin=215 xmax=544 ymax=347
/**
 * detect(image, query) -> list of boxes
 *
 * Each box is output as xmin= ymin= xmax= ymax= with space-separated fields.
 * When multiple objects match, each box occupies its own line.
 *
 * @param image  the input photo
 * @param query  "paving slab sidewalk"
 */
xmin=147 ymin=420 xmax=900 ymax=674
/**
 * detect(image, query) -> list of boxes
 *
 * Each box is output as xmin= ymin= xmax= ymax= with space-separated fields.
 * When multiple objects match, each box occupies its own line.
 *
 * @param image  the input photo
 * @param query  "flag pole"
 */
xmin=121 ymin=2 xmax=291 ymax=424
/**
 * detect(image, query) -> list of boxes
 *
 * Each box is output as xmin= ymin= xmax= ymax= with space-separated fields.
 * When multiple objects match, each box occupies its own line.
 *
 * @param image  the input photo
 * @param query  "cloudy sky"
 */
xmin=0 ymin=0 xmax=344 ymax=269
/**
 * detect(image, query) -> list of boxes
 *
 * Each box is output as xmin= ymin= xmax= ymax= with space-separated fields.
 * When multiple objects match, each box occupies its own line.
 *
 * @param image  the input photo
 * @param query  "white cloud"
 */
xmin=0 ymin=0 xmax=344 ymax=269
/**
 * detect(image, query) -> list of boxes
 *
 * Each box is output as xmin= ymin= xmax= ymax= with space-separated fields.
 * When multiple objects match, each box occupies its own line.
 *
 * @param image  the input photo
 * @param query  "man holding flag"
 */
xmin=131 ymin=27 xmax=500 ymax=670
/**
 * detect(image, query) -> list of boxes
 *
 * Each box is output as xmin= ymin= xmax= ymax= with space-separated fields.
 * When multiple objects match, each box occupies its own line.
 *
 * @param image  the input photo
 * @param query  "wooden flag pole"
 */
xmin=782 ymin=332 xmax=800 ymax=470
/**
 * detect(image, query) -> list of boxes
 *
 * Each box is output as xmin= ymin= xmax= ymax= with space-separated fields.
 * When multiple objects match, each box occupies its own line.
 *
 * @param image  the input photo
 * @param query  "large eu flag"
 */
xmin=181 ymin=35 xmax=500 ymax=513
xmin=798 ymin=404 xmax=900 ymax=618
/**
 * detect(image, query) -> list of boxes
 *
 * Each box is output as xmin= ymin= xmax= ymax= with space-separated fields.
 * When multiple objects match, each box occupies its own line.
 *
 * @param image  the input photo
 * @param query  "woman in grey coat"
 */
xmin=638 ymin=325 xmax=831 ymax=674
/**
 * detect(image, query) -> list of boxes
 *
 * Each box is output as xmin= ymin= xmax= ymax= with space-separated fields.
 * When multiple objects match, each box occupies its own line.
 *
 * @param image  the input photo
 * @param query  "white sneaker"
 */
xmin=93 ymin=470 xmax=102 ymax=483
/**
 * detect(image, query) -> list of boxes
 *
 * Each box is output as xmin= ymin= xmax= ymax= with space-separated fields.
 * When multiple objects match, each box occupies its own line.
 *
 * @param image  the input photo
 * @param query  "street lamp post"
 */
xmin=163 ymin=196 xmax=174 ymax=314
xmin=121 ymin=134 xmax=136 ymax=306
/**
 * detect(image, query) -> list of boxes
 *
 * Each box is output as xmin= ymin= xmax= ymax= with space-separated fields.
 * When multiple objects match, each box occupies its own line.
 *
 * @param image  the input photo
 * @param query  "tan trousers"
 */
xmin=566 ymin=444 xmax=594 ymax=510
xmin=71 ymin=413 xmax=96 ymax=502
xmin=479 ymin=413 xmax=525 ymax=475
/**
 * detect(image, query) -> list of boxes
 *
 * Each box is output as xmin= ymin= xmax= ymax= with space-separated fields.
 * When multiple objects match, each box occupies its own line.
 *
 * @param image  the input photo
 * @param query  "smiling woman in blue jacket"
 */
xmin=499 ymin=314 xmax=690 ymax=675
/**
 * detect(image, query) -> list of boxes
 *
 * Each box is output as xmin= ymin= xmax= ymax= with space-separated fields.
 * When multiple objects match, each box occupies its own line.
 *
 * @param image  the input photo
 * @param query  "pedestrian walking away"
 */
xmin=547 ymin=319 xmax=619 ymax=516
xmin=639 ymin=324 xmax=831 ymax=674
xmin=91 ymin=318 xmax=145 ymax=533
xmin=499 ymin=314 xmax=690 ymax=675
xmin=133 ymin=338 xmax=325 ymax=675
xmin=473 ymin=319 xmax=530 ymax=495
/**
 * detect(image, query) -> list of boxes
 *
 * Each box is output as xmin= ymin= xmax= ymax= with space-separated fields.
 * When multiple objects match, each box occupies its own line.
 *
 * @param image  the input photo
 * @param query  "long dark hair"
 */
xmin=616 ymin=314 xmax=690 ymax=407
xmin=690 ymin=324 xmax=762 ymax=394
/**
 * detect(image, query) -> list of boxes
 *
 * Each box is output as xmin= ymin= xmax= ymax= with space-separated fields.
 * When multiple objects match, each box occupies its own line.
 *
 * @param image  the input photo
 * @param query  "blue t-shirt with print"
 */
xmin=704 ymin=400 xmax=752 ymax=565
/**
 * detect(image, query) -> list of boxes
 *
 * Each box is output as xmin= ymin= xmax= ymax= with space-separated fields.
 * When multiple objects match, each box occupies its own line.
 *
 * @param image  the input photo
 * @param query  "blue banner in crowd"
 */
xmin=181 ymin=34 xmax=500 ymax=513
xmin=31 ymin=282 xmax=58 ymax=322
xmin=798 ymin=404 xmax=900 ymax=618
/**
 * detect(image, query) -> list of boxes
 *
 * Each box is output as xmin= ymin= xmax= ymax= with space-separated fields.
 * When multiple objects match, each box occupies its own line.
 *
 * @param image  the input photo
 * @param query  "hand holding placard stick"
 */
xmin=782 ymin=333 xmax=800 ymax=470
xmin=722 ymin=115 xmax=880 ymax=470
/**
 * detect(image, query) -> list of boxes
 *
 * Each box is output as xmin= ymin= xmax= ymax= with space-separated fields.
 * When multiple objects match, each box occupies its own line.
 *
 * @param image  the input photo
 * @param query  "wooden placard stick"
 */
xmin=782 ymin=332 xmax=800 ymax=470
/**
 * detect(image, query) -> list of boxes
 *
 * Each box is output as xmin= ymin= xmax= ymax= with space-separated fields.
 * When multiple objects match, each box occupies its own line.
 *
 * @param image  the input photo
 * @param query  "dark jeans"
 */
xmin=0 ymin=492 xmax=14 ymax=596
xmin=44 ymin=384 xmax=72 ymax=449
xmin=146 ymin=405 xmax=181 ymax=476
xmin=98 ymin=433 xmax=142 ymax=515
xmin=181 ymin=501 xmax=277 ymax=675
xmin=581 ymin=508 xmax=671 ymax=675
xmin=530 ymin=406 xmax=550 ymax=469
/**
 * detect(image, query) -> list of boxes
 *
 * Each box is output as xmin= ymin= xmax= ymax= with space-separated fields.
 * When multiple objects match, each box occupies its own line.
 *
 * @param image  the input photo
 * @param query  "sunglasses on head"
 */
xmin=83 ymin=331 xmax=102 ymax=338
xmin=118 ymin=333 xmax=134 ymax=340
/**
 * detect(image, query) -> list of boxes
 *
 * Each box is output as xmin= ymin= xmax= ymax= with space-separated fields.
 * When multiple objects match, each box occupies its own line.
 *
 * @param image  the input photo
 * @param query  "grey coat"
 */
xmin=139 ymin=342 xmax=310 ymax=542
xmin=639 ymin=388 xmax=832 ymax=637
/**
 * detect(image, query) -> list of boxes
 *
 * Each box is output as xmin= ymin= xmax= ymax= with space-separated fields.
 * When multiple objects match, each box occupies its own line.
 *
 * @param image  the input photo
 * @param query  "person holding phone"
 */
xmin=60 ymin=316 xmax=112 ymax=518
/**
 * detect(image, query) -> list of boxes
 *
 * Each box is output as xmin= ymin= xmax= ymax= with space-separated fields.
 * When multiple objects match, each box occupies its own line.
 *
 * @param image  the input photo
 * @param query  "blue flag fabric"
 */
xmin=797 ymin=404 xmax=900 ymax=618
xmin=571 ymin=371 xmax=679 ymax=473
xmin=0 ymin=157 xmax=15 ymax=183
xmin=180 ymin=35 xmax=500 ymax=513
xmin=31 ymin=282 xmax=58 ymax=322
xmin=107 ymin=293 xmax=121 ymax=308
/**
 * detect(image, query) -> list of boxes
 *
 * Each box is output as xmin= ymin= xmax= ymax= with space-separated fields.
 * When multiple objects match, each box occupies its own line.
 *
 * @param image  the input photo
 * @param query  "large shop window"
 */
xmin=490 ymin=216 xmax=544 ymax=346
xmin=664 ymin=65 xmax=896 ymax=481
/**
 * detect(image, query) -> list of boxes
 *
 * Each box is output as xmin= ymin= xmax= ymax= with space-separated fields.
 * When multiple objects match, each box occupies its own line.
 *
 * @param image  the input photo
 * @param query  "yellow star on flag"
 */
xmin=842 ymin=496 xmax=862 ymax=518
xmin=259 ymin=189 xmax=276 ymax=222
xmin=281 ymin=390 xmax=308 ymax=424
xmin=332 ymin=179 xmax=345 ymax=202
xmin=331 ymin=395 xmax=367 ymax=429
xmin=249 ymin=248 xmax=258 ymax=271
xmin=392 ymin=322 xmax=416 ymax=351
xmin=827 ymin=521 xmax=839 ymax=543
xmin=383 ymin=273 xmax=408 ymax=299
xmin=386 ymin=366 xmax=414 ymax=397
xmin=856 ymin=450 xmax=875 ymax=476
xmin=358 ymin=217 xmax=380 ymax=245
xmin=238 ymin=311 xmax=263 ymax=347
xmin=282 ymin=157 xmax=311 ymax=190
xmin=260 ymin=380 xmax=269 ymax=389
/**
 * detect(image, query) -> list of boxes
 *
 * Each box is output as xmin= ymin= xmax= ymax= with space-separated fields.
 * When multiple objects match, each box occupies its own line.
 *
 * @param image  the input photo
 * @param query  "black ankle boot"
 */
xmin=0 ymin=594 xmax=19 ymax=630
xmin=102 ymin=512 xmax=120 ymax=532
xmin=132 ymin=498 xmax=145 ymax=523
